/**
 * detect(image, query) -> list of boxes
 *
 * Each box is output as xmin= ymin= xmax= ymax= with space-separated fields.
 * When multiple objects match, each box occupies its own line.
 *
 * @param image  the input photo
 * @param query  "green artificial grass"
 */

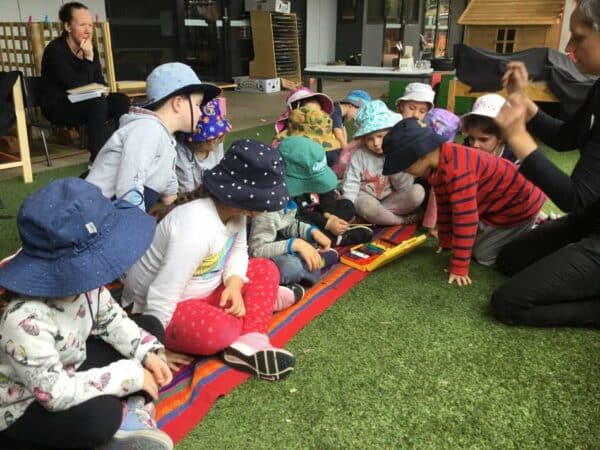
xmin=0 ymin=136 xmax=598 ymax=449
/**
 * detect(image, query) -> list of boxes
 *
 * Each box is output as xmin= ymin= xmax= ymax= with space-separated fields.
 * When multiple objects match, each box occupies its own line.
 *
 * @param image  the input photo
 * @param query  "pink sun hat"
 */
xmin=285 ymin=86 xmax=334 ymax=114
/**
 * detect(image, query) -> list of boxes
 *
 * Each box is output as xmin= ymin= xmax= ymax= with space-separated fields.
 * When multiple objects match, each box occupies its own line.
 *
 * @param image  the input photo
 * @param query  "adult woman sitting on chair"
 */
xmin=40 ymin=2 xmax=129 ymax=163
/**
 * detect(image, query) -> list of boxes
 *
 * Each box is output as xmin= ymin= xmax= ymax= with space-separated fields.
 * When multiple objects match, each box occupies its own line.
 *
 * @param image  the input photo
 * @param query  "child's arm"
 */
xmin=249 ymin=212 xmax=314 ymax=258
xmin=143 ymin=224 xmax=210 ymax=328
xmin=222 ymin=221 xmax=250 ymax=286
xmin=445 ymin=172 xmax=479 ymax=282
xmin=342 ymin=150 xmax=363 ymax=203
xmin=114 ymin=124 xmax=174 ymax=205
xmin=389 ymin=172 xmax=416 ymax=192
xmin=93 ymin=287 xmax=164 ymax=363
xmin=333 ymin=127 xmax=348 ymax=149
xmin=0 ymin=305 xmax=146 ymax=412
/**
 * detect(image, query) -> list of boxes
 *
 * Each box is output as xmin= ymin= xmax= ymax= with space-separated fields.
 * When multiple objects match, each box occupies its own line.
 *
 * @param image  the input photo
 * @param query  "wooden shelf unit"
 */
xmin=249 ymin=11 xmax=301 ymax=84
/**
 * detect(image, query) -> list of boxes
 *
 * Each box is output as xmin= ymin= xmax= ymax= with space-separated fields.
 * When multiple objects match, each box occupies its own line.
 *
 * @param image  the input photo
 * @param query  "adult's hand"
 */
xmin=501 ymin=62 xmax=539 ymax=121
xmin=79 ymin=38 xmax=94 ymax=61
xmin=495 ymin=92 xmax=538 ymax=160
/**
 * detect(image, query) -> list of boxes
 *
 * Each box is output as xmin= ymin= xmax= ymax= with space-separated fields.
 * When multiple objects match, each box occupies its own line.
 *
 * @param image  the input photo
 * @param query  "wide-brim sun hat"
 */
xmin=285 ymin=86 xmax=334 ymax=115
xmin=382 ymin=118 xmax=447 ymax=175
xmin=395 ymin=82 xmax=435 ymax=107
xmin=0 ymin=178 xmax=156 ymax=297
xmin=144 ymin=62 xmax=222 ymax=109
xmin=183 ymin=98 xmax=230 ymax=143
xmin=203 ymin=139 xmax=290 ymax=212
xmin=461 ymin=93 xmax=506 ymax=120
xmin=278 ymin=136 xmax=338 ymax=197
xmin=353 ymin=100 xmax=403 ymax=138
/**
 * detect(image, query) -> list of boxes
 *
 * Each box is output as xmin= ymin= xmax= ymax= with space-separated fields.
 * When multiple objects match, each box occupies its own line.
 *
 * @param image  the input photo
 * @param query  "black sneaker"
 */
xmin=287 ymin=283 xmax=305 ymax=302
xmin=339 ymin=226 xmax=373 ymax=246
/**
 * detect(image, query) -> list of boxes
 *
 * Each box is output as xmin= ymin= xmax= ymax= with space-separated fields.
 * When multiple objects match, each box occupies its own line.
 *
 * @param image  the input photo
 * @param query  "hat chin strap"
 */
xmin=188 ymin=95 xmax=194 ymax=133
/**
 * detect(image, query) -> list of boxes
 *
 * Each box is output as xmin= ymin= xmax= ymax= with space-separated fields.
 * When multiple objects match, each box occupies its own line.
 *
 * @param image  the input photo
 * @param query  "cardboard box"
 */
xmin=244 ymin=0 xmax=291 ymax=14
xmin=233 ymin=76 xmax=281 ymax=93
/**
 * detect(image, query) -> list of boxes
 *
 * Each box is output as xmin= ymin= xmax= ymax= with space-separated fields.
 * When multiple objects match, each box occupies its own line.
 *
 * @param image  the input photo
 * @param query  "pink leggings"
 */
xmin=165 ymin=258 xmax=279 ymax=355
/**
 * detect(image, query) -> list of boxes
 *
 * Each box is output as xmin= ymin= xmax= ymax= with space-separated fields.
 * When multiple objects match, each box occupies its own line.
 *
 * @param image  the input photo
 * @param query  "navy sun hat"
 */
xmin=0 ymin=178 xmax=156 ymax=297
xmin=203 ymin=139 xmax=290 ymax=212
xmin=382 ymin=117 xmax=447 ymax=175
xmin=144 ymin=62 xmax=221 ymax=109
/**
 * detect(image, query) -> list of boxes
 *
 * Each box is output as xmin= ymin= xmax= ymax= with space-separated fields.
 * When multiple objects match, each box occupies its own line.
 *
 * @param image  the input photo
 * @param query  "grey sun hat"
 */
xmin=144 ymin=62 xmax=221 ymax=109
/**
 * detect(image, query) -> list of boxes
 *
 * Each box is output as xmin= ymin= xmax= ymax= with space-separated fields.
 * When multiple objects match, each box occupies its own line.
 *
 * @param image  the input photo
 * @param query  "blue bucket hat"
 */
xmin=340 ymin=90 xmax=371 ymax=108
xmin=203 ymin=139 xmax=290 ymax=212
xmin=183 ymin=99 xmax=230 ymax=143
xmin=382 ymin=118 xmax=447 ymax=175
xmin=0 ymin=178 xmax=155 ymax=297
xmin=144 ymin=62 xmax=221 ymax=109
xmin=353 ymin=100 xmax=403 ymax=138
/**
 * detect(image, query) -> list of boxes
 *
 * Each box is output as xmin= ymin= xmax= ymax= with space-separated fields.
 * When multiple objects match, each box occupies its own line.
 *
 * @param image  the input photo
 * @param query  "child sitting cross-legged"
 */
xmin=175 ymin=98 xmax=230 ymax=194
xmin=343 ymin=100 xmax=425 ymax=225
xmin=279 ymin=136 xmax=373 ymax=247
xmin=122 ymin=140 xmax=296 ymax=381
xmin=249 ymin=198 xmax=338 ymax=309
xmin=382 ymin=118 xmax=546 ymax=286
xmin=0 ymin=178 xmax=173 ymax=450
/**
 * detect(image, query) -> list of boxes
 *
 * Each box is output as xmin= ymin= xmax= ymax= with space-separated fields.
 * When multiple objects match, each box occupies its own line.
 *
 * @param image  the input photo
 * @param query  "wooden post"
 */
xmin=447 ymin=78 xmax=457 ymax=112
xmin=28 ymin=22 xmax=45 ymax=75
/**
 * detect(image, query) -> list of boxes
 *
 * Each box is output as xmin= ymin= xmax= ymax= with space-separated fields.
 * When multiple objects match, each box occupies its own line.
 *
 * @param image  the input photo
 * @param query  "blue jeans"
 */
xmin=271 ymin=254 xmax=320 ymax=286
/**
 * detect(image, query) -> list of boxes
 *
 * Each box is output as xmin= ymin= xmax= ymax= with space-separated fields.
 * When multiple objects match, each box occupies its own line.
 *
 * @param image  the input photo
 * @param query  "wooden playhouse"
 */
xmin=457 ymin=0 xmax=565 ymax=53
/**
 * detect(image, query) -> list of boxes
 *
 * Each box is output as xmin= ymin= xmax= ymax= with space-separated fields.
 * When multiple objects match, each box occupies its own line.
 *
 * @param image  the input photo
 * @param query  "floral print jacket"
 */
xmin=0 ymin=287 xmax=163 ymax=431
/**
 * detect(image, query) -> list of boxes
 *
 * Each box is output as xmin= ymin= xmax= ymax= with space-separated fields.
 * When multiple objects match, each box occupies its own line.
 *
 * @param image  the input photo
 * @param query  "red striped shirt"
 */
xmin=428 ymin=142 xmax=545 ymax=276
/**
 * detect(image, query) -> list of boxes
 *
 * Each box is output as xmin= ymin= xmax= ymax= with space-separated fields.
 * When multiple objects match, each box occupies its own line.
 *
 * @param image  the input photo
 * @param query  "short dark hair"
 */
xmin=59 ymin=2 xmax=89 ymax=36
xmin=462 ymin=114 xmax=501 ymax=138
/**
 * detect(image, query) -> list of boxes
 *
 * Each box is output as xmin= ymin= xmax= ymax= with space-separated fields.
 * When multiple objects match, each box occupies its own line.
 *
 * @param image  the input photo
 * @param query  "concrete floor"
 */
xmin=0 ymin=79 xmax=389 ymax=182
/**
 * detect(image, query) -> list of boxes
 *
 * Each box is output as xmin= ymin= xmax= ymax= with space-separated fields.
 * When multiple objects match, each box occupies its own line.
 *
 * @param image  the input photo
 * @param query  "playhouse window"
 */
xmin=495 ymin=28 xmax=516 ymax=53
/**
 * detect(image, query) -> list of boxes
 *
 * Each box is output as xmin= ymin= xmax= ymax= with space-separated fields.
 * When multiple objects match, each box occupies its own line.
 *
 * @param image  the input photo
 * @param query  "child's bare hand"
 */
xmin=142 ymin=368 xmax=160 ymax=400
xmin=165 ymin=349 xmax=194 ymax=372
xmin=220 ymin=286 xmax=246 ymax=317
xmin=325 ymin=215 xmax=349 ymax=236
xmin=311 ymin=229 xmax=331 ymax=251
xmin=143 ymin=352 xmax=172 ymax=387
xmin=448 ymin=272 xmax=472 ymax=286
xmin=293 ymin=239 xmax=322 ymax=272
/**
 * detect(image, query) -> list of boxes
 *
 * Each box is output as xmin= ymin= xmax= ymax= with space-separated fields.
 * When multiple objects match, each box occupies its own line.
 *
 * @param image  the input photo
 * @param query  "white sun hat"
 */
xmin=395 ymin=82 xmax=435 ymax=107
xmin=462 ymin=93 xmax=506 ymax=119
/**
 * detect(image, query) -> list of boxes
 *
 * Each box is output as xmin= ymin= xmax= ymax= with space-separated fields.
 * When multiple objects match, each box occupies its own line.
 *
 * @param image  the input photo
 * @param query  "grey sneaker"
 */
xmin=97 ymin=396 xmax=173 ymax=450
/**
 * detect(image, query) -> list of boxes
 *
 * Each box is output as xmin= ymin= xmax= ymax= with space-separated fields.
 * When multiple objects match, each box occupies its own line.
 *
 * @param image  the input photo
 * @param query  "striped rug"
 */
xmin=155 ymin=223 xmax=417 ymax=443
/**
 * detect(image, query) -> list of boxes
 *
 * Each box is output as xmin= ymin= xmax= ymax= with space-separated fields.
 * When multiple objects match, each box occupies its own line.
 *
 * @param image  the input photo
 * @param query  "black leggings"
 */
xmin=42 ymin=92 xmax=130 ymax=162
xmin=0 ymin=315 xmax=164 ymax=449
xmin=491 ymin=216 xmax=600 ymax=327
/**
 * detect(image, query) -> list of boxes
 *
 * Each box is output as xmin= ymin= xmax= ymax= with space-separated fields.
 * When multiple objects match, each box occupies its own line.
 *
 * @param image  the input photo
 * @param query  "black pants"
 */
xmin=491 ymin=216 xmax=600 ymax=327
xmin=42 ymin=92 xmax=130 ymax=162
xmin=319 ymin=199 xmax=356 ymax=242
xmin=0 ymin=315 xmax=164 ymax=449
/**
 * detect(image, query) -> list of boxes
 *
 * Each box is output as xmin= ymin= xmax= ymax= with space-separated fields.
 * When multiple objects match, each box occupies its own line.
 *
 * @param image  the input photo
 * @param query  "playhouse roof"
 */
xmin=458 ymin=0 xmax=564 ymax=26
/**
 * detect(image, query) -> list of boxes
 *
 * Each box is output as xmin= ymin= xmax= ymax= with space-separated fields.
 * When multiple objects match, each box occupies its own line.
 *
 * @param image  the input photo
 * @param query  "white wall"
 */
xmin=559 ymin=0 xmax=575 ymax=52
xmin=306 ymin=0 xmax=337 ymax=66
xmin=0 ymin=0 xmax=106 ymax=22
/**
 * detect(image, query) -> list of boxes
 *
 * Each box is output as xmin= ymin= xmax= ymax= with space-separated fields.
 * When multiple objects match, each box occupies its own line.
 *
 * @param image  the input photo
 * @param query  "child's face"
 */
xmin=186 ymin=93 xmax=204 ymax=133
xmin=345 ymin=105 xmax=359 ymax=121
xmin=398 ymin=101 xmax=430 ymax=121
xmin=466 ymin=126 xmax=502 ymax=154
xmin=405 ymin=155 xmax=432 ymax=177
xmin=362 ymin=129 xmax=389 ymax=156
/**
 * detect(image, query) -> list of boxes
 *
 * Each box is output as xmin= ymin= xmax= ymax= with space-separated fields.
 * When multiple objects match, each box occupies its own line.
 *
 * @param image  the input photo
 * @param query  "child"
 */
xmin=343 ymin=100 xmax=425 ymax=225
xmin=462 ymin=93 xmax=517 ymax=163
xmin=395 ymin=82 xmax=435 ymax=121
xmin=279 ymin=136 xmax=373 ymax=246
xmin=122 ymin=140 xmax=296 ymax=381
xmin=382 ymin=118 xmax=546 ymax=286
xmin=331 ymin=89 xmax=372 ymax=149
xmin=87 ymin=62 xmax=221 ymax=211
xmin=424 ymin=108 xmax=461 ymax=142
xmin=249 ymin=197 xmax=337 ymax=298
xmin=0 ymin=178 xmax=173 ymax=449
xmin=175 ymin=98 xmax=230 ymax=193
xmin=274 ymin=86 xmax=342 ymax=166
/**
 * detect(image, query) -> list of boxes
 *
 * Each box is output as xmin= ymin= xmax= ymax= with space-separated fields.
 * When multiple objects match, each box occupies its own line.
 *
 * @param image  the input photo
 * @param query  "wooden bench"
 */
xmin=447 ymin=78 xmax=558 ymax=112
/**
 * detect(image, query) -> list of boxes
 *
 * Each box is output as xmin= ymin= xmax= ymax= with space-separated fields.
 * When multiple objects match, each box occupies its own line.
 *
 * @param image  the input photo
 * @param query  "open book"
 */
xmin=67 ymin=83 xmax=110 ymax=103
